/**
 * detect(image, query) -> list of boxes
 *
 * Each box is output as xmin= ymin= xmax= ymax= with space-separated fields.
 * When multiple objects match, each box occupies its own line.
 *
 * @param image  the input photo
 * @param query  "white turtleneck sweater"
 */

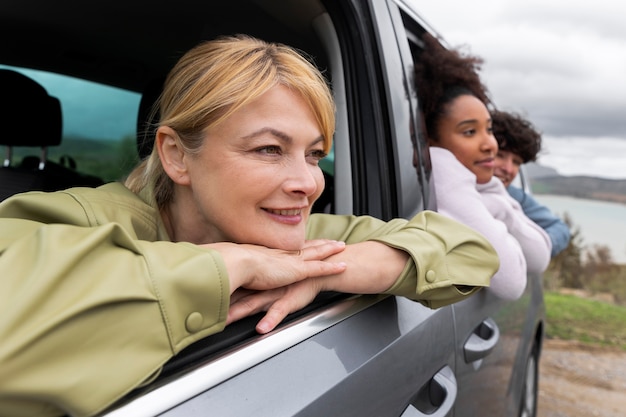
xmin=429 ymin=147 xmax=551 ymax=300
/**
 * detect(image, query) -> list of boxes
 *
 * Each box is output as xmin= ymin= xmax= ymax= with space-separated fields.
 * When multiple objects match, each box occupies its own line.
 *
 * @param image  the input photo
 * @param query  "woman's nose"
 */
xmin=284 ymin=158 xmax=320 ymax=196
xmin=482 ymin=132 xmax=498 ymax=153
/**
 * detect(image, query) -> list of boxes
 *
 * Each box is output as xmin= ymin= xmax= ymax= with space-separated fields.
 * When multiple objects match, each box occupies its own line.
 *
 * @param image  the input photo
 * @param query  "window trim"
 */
xmin=102 ymin=294 xmax=390 ymax=417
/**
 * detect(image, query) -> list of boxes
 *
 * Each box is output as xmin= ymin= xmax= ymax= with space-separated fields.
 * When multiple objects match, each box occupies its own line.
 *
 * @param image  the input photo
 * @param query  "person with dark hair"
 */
xmin=413 ymin=33 xmax=552 ymax=300
xmin=492 ymin=109 xmax=571 ymax=257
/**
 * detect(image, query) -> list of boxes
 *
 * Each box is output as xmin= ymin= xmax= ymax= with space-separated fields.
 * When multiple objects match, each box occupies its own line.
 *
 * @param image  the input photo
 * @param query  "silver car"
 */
xmin=2 ymin=0 xmax=544 ymax=416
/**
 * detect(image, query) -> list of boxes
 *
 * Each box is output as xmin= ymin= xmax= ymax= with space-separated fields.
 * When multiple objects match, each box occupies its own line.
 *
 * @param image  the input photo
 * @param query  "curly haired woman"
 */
xmin=414 ymin=33 xmax=551 ymax=300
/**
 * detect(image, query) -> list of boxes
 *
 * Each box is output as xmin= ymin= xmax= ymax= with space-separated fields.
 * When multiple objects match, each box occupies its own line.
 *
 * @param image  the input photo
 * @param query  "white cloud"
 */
xmin=411 ymin=0 xmax=626 ymax=178
xmin=540 ymin=136 xmax=626 ymax=179
xmin=502 ymin=0 xmax=626 ymax=39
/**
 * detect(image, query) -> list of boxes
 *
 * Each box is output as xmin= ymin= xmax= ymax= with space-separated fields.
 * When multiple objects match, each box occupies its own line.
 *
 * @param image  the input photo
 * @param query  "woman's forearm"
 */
xmin=318 ymin=241 xmax=409 ymax=294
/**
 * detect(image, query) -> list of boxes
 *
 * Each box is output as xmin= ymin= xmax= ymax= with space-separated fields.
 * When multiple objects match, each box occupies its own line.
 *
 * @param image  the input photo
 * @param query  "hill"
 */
xmin=525 ymin=163 xmax=626 ymax=205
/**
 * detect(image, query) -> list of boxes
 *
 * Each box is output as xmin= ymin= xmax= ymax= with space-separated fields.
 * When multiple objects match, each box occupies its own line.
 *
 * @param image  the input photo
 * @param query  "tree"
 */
xmin=583 ymin=244 xmax=620 ymax=294
xmin=546 ymin=212 xmax=583 ymax=289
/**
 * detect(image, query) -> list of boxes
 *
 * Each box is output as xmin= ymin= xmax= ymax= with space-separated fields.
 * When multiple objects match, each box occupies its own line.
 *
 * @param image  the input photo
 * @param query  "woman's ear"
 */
xmin=156 ymin=126 xmax=191 ymax=185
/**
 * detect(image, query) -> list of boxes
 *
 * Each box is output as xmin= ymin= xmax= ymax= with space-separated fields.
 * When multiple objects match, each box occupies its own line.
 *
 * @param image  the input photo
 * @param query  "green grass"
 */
xmin=12 ymin=136 xmax=139 ymax=182
xmin=544 ymin=291 xmax=626 ymax=351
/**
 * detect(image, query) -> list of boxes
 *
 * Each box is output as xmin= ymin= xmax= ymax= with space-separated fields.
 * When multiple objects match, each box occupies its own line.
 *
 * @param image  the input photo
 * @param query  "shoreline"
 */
xmin=533 ymin=191 xmax=626 ymax=207
xmin=532 ymin=194 xmax=626 ymax=264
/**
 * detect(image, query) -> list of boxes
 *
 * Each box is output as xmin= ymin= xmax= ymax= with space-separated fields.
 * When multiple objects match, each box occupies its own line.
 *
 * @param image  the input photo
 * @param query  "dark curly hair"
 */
xmin=491 ymin=110 xmax=542 ymax=163
xmin=414 ymin=33 xmax=491 ymax=141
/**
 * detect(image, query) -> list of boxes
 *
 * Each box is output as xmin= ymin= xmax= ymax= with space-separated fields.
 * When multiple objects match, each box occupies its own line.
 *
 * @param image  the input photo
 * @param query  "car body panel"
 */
xmin=160 ymin=297 xmax=454 ymax=417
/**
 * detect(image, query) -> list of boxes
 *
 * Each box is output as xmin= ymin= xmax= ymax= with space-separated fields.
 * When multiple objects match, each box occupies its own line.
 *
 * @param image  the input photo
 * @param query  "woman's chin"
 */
xmin=258 ymin=236 xmax=305 ymax=251
xmin=277 ymin=240 xmax=305 ymax=251
xmin=475 ymin=174 xmax=493 ymax=185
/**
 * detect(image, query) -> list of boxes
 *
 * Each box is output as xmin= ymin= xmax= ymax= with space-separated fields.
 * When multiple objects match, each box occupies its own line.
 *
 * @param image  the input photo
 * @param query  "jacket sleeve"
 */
xmin=428 ymin=147 xmax=527 ymax=300
xmin=478 ymin=180 xmax=552 ymax=275
xmin=0 ymin=191 xmax=230 ymax=417
xmin=307 ymin=208 xmax=499 ymax=309
xmin=508 ymin=186 xmax=571 ymax=257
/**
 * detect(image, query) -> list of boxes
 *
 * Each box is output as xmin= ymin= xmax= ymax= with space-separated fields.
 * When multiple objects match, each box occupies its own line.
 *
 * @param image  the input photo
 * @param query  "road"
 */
xmin=537 ymin=339 xmax=626 ymax=417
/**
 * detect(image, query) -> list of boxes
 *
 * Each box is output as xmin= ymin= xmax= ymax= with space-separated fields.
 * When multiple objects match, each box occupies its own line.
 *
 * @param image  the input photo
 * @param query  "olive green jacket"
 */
xmin=0 ymin=182 xmax=498 ymax=417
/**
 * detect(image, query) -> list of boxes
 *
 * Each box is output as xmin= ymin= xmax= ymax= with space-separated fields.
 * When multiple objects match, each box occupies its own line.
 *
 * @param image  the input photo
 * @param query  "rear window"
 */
xmin=1 ymin=65 xmax=141 ymax=182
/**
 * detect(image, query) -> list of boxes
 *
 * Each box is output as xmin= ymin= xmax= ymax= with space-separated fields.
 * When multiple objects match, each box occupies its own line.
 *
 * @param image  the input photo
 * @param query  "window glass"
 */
xmin=1 ymin=65 xmax=141 ymax=182
xmin=320 ymin=146 xmax=334 ymax=176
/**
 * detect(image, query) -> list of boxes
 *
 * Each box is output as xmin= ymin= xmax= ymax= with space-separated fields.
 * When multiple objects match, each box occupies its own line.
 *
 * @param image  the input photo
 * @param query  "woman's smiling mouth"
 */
xmin=264 ymin=208 xmax=303 ymax=216
xmin=262 ymin=207 xmax=305 ymax=225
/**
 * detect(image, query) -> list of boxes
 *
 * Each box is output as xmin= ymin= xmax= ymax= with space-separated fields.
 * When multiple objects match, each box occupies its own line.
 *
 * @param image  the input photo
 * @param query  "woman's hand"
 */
xmin=227 ymin=279 xmax=321 ymax=333
xmin=204 ymin=238 xmax=346 ymax=334
xmin=228 ymin=241 xmax=409 ymax=334
xmin=203 ymin=239 xmax=347 ymax=292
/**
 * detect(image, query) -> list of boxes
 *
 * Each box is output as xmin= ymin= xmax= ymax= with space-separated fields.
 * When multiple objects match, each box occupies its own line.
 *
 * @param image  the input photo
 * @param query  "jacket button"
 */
xmin=425 ymin=270 xmax=437 ymax=283
xmin=185 ymin=312 xmax=204 ymax=333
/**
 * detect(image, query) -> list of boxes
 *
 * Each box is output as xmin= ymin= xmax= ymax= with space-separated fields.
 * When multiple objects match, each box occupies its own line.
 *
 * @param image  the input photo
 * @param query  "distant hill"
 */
xmin=525 ymin=163 xmax=626 ymax=204
xmin=524 ymin=162 xmax=560 ymax=179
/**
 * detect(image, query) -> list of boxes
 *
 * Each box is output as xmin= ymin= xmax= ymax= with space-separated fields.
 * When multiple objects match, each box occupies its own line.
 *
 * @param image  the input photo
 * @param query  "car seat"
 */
xmin=0 ymin=69 xmax=103 ymax=201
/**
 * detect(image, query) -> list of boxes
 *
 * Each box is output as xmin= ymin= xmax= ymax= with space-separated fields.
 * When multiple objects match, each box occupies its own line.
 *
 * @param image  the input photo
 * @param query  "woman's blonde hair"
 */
xmin=125 ymin=34 xmax=335 ymax=207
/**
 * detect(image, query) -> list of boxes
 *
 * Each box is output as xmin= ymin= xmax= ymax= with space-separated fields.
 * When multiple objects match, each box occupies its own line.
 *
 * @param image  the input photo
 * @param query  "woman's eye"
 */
xmin=257 ymin=145 xmax=282 ymax=155
xmin=462 ymin=129 xmax=476 ymax=136
xmin=311 ymin=149 xmax=327 ymax=160
xmin=307 ymin=149 xmax=327 ymax=164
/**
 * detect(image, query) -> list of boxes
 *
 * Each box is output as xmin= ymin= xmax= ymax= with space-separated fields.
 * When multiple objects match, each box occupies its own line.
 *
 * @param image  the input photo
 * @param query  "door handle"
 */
xmin=463 ymin=317 xmax=500 ymax=364
xmin=400 ymin=365 xmax=457 ymax=417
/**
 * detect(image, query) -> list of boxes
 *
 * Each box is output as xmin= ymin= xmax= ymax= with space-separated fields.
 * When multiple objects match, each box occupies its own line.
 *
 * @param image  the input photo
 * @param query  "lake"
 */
xmin=533 ymin=194 xmax=626 ymax=264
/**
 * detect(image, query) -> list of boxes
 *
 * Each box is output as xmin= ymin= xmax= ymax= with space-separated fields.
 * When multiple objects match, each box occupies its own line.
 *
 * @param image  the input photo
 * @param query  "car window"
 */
xmin=1 ymin=64 xmax=141 ymax=182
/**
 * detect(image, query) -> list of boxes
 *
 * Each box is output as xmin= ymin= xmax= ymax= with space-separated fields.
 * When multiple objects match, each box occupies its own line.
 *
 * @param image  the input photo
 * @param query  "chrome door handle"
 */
xmin=400 ymin=365 xmax=457 ymax=417
xmin=463 ymin=317 xmax=500 ymax=364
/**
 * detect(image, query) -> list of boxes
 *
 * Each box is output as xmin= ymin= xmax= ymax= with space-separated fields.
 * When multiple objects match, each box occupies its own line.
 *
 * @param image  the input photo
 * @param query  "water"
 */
xmin=533 ymin=194 xmax=626 ymax=264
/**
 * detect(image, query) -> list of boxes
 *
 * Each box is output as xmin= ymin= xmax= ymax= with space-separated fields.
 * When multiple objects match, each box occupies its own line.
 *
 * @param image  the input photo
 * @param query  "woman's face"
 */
xmin=432 ymin=94 xmax=497 ymax=184
xmin=175 ymin=85 xmax=326 ymax=250
xmin=494 ymin=149 xmax=523 ymax=187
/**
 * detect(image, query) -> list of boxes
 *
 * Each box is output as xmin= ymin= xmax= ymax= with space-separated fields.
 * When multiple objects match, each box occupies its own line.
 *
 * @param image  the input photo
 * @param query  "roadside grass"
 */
xmin=12 ymin=136 xmax=139 ymax=183
xmin=544 ymin=291 xmax=626 ymax=351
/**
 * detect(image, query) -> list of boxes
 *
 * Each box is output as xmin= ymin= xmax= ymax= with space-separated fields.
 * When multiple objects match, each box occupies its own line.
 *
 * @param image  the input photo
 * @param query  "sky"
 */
xmin=409 ymin=0 xmax=626 ymax=179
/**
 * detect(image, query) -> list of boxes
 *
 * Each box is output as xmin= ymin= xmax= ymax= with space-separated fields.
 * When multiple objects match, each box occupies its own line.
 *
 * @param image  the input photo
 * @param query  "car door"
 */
xmin=154 ymin=298 xmax=457 ymax=417
xmin=452 ymin=272 xmax=544 ymax=416
xmin=384 ymin=2 xmax=546 ymax=416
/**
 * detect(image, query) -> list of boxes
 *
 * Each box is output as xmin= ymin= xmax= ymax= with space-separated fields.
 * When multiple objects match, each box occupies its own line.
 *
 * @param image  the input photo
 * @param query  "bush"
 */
xmin=545 ymin=213 xmax=626 ymax=306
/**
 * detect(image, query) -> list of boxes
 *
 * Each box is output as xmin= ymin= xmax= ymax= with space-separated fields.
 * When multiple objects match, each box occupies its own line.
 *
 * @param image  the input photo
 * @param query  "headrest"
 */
xmin=0 ymin=69 xmax=62 ymax=148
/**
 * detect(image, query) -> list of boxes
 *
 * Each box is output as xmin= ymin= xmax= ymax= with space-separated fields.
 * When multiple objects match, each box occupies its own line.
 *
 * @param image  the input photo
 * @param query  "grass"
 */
xmin=544 ymin=291 xmax=626 ymax=351
xmin=12 ymin=136 xmax=139 ymax=182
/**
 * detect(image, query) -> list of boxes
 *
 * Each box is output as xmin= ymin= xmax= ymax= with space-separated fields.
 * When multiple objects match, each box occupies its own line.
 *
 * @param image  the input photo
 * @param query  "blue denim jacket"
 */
xmin=508 ymin=186 xmax=571 ymax=257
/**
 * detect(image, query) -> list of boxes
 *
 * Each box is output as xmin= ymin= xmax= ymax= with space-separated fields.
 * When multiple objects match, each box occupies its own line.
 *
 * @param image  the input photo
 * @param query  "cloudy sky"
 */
xmin=410 ymin=0 xmax=626 ymax=179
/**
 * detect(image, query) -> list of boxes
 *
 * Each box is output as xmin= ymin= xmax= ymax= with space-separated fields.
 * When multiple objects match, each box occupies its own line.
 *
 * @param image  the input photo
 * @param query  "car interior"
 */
xmin=0 ymin=0 xmax=338 ymax=200
xmin=0 ymin=68 xmax=103 ymax=200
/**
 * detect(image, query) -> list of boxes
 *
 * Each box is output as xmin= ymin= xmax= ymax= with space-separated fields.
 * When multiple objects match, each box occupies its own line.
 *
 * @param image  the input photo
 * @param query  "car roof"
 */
xmin=1 ymin=0 xmax=327 ymax=92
